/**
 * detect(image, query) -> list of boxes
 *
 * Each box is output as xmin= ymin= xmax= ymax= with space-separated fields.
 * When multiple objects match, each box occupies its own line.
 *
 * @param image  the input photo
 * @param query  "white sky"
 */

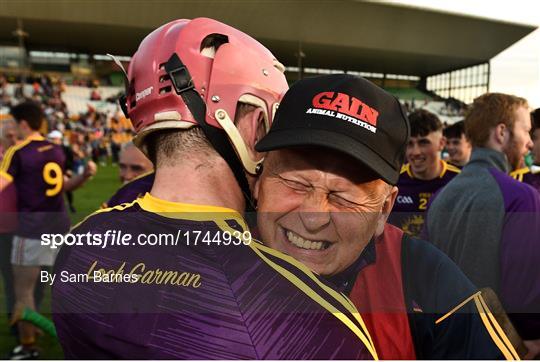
xmin=382 ymin=0 xmax=540 ymax=108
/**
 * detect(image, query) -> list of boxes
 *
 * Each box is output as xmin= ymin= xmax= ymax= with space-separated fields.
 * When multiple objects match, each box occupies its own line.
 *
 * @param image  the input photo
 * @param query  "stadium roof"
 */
xmin=0 ymin=0 xmax=536 ymax=77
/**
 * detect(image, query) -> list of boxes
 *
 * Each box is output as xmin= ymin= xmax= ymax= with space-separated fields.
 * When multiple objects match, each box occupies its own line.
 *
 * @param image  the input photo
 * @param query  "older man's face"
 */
xmin=255 ymin=147 xmax=396 ymax=276
xmin=119 ymin=146 xmax=153 ymax=183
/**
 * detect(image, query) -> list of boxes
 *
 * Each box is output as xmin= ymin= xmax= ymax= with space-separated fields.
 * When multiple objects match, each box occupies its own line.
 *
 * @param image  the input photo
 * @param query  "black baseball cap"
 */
xmin=255 ymin=74 xmax=410 ymax=185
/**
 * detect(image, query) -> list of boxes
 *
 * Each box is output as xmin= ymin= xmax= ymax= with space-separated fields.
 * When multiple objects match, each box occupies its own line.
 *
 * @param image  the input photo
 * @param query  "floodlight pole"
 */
xmin=13 ymin=18 xmax=29 ymax=84
xmin=486 ymin=61 xmax=491 ymax=92
xmin=296 ymin=41 xmax=305 ymax=80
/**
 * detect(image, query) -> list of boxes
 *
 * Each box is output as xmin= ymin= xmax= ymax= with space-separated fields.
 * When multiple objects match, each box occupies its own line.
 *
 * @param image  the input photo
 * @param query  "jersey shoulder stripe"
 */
xmin=439 ymin=160 xmax=461 ymax=178
xmin=401 ymin=164 xmax=411 ymax=175
xmin=0 ymin=138 xmax=33 ymax=172
xmin=128 ymin=170 xmax=154 ymax=184
xmin=70 ymin=200 xmax=140 ymax=233
xmin=66 ymin=197 xmax=379 ymax=358
xmin=509 ymin=167 xmax=529 ymax=182
xmin=445 ymin=163 xmax=462 ymax=174
xmin=233 ymin=237 xmax=378 ymax=359
xmin=435 ymin=291 xmax=519 ymax=360
xmin=0 ymin=169 xmax=13 ymax=183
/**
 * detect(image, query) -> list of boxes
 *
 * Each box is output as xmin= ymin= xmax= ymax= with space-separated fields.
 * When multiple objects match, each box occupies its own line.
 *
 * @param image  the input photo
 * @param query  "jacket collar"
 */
xmin=325 ymin=239 xmax=376 ymax=294
xmin=468 ymin=147 xmax=510 ymax=173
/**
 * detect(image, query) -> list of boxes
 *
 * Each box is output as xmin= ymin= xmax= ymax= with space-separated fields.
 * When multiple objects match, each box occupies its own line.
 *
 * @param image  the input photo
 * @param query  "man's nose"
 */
xmin=408 ymin=143 xmax=420 ymax=156
xmin=120 ymin=169 xmax=131 ymax=183
xmin=298 ymin=192 xmax=331 ymax=233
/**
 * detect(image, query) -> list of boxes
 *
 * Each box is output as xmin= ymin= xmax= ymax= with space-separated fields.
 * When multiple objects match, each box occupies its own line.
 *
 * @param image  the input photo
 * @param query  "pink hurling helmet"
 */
xmin=121 ymin=18 xmax=288 ymax=176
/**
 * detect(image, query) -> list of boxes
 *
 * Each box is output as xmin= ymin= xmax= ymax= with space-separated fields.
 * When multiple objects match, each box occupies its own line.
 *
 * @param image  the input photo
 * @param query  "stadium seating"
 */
xmin=61 ymin=85 xmax=122 ymax=116
xmin=385 ymin=87 xmax=432 ymax=101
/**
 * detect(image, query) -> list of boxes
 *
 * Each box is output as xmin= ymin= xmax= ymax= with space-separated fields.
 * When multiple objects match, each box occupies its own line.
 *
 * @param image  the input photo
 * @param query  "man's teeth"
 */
xmin=286 ymin=230 xmax=325 ymax=250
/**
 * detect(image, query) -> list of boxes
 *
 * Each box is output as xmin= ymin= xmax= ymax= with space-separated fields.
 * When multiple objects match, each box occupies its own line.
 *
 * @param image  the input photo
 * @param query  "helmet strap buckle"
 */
xmin=165 ymin=53 xmax=195 ymax=94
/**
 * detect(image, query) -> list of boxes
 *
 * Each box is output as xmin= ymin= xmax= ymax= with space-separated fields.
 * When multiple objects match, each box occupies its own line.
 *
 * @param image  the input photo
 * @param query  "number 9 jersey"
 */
xmin=0 ymin=134 xmax=70 ymax=238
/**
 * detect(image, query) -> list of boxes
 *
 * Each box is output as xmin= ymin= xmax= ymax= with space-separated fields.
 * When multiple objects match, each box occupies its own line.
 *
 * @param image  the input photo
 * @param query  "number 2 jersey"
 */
xmin=389 ymin=161 xmax=460 ymax=237
xmin=52 ymin=192 xmax=377 ymax=359
xmin=0 ymin=134 xmax=70 ymax=238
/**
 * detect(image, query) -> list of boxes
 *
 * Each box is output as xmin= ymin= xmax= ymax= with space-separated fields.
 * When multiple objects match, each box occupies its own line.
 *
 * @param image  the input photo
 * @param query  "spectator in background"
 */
xmin=47 ymin=129 xmax=97 ymax=213
xmin=118 ymin=142 xmax=153 ymax=184
xmin=404 ymin=100 xmax=411 ymax=113
xmin=0 ymin=73 xmax=135 ymax=170
xmin=14 ymin=83 xmax=24 ymax=99
xmin=101 ymin=142 xmax=154 ymax=208
xmin=0 ymin=119 xmax=19 ymax=159
xmin=388 ymin=109 xmax=460 ymax=237
xmin=531 ymin=108 xmax=540 ymax=166
xmin=443 ymin=120 xmax=472 ymax=168
xmin=46 ymin=130 xmax=63 ymax=146
xmin=89 ymin=88 xmax=101 ymax=101
xmin=0 ymin=74 xmax=9 ymax=106
xmin=70 ymin=130 xmax=88 ymax=175
xmin=424 ymin=93 xmax=540 ymax=356
xmin=48 ymin=130 xmax=76 ymax=212
xmin=109 ymin=117 xmax=122 ymax=164
xmin=510 ymin=108 xmax=540 ymax=192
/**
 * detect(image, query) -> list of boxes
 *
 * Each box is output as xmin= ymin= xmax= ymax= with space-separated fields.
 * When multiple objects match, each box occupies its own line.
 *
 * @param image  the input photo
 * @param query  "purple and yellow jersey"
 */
xmin=0 ymin=134 xmax=70 ymax=238
xmin=104 ymin=171 xmax=154 ymax=208
xmin=389 ymin=161 xmax=460 ymax=237
xmin=53 ymin=193 xmax=378 ymax=359
xmin=447 ymin=161 xmax=464 ymax=170
xmin=0 ymin=181 xmax=18 ymax=233
xmin=510 ymin=166 xmax=540 ymax=193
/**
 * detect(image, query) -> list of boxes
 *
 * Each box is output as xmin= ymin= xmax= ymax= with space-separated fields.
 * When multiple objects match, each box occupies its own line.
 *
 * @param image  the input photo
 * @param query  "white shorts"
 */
xmin=11 ymin=235 xmax=57 ymax=266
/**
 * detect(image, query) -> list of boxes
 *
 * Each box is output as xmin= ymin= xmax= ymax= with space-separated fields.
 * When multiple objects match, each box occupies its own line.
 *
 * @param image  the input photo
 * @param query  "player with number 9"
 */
xmin=0 ymin=102 xmax=70 ymax=358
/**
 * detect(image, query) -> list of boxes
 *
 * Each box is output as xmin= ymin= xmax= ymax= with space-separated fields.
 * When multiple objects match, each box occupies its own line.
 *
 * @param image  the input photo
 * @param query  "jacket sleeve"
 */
xmin=499 ymin=183 xmax=540 ymax=340
xmin=402 ymin=237 xmax=517 ymax=360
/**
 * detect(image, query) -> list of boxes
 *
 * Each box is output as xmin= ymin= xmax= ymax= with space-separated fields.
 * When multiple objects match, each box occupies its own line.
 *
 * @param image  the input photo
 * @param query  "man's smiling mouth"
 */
xmin=284 ymin=229 xmax=331 ymax=251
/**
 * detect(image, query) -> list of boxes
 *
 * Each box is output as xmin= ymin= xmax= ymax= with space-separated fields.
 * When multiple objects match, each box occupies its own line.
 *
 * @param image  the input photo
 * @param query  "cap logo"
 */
xmin=307 ymin=91 xmax=379 ymax=133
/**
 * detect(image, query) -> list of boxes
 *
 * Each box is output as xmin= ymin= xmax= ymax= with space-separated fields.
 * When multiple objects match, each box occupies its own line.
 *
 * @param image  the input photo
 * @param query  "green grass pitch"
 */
xmin=0 ymin=163 xmax=121 ymax=358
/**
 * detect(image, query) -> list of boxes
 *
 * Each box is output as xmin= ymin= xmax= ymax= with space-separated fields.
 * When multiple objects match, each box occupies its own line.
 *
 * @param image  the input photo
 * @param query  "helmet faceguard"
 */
xmin=121 ymin=18 xmax=288 ymax=176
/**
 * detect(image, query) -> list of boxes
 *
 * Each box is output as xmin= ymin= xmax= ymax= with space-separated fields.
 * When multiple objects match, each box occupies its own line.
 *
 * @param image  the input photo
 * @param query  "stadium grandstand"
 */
xmin=0 ymin=1 xmax=536 ymax=125
xmin=0 ymin=1 xmax=539 ymax=359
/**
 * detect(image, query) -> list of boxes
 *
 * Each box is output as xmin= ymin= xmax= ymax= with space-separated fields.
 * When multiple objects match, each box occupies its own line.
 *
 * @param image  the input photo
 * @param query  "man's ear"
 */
xmin=464 ymin=134 xmax=473 ymax=149
xmin=495 ymin=123 xmax=508 ymax=145
xmin=247 ymin=108 xmax=265 ymax=149
xmin=439 ymin=135 xmax=447 ymax=151
xmin=238 ymin=108 xmax=265 ymax=160
xmin=486 ymin=123 xmax=508 ymax=151
xmin=382 ymin=185 xmax=398 ymax=215
xmin=375 ymin=185 xmax=398 ymax=237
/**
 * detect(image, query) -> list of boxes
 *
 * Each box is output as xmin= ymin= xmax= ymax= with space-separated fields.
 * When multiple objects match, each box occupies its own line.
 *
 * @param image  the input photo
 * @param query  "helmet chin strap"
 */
xmin=164 ymin=53 xmax=258 ymax=214
xmin=214 ymin=108 xmax=263 ymax=176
